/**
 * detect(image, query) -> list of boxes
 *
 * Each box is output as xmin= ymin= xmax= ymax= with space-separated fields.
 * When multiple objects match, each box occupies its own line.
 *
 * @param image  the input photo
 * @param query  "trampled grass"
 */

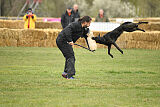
xmin=0 ymin=47 xmax=160 ymax=107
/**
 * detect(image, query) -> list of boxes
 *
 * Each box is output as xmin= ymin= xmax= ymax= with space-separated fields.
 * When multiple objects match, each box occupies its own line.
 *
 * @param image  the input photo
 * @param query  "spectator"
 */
xmin=72 ymin=4 xmax=80 ymax=22
xmin=61 ymin=7 xmax=74 ymax=29
xmin=23 ymin=8 xmax=37 ymax=29
xmin=95 ymin=9 xmax=109 ymax=22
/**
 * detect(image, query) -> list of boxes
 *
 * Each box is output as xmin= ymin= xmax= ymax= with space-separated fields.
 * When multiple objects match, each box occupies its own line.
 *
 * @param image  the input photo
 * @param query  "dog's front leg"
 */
xmin=108 ymin=45 xmax=113 ymax=58
xmin=113 ymin=42 xmax=123 ymax=54
xmin=137 ymin=28 xmax=145 ymax=32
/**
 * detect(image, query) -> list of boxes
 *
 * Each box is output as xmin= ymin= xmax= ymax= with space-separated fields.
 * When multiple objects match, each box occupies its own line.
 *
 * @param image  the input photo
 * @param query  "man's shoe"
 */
xmin=62 ymin=72 xmax=67 ymax=78
xmin=67 ymin=77 xmax=75 ymax=80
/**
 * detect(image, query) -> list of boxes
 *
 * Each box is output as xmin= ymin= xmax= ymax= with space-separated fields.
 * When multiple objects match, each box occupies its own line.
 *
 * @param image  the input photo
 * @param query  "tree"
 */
xmin=0 ymin=0 xmax=160 ymax=17
xmin=0 ymin=0 xmax=5 ymax=16
xmin=0 ymin=0 xmax=26 ymax=16
xmin=90 ymin=0 xmax=136 ymax=18
xmin=121 ymin=0 xmax=160 ymax=17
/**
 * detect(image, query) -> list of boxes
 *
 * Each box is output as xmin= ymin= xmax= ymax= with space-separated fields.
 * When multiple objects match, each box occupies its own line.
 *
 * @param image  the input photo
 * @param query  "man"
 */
xmin=56 ymin=16 xmax=92 ymax=79
xmin=61 ymin=7 xmax=75 ymax=29
xmin=23 ymin=8 xmax=37 ymax=29
xmin=72 ymin=4 xmax=80 ymax=22
xmin=95 ymin=9 xmax=109 ymax=22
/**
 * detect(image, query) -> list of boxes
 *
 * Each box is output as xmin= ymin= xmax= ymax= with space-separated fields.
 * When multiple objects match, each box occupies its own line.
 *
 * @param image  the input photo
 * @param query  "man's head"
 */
xmin=27 ymin=8 xmax=32 ymax=14
xmin=67 ymin=7 xmax=72 ymax=13
xmin=99 ymin=9 xmax=104 ymax=15
xmin=80 ymin=16 xmax=92 ymax=28
xmin=73 ymin=4 xmax=78 ymax=11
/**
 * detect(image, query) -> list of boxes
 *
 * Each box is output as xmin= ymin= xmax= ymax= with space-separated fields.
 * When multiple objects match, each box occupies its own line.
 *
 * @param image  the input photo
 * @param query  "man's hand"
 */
xmin=68 ymin=41 xmax=74 ymax=46
xmin=84 ymin=28 xmax=90 ymax=35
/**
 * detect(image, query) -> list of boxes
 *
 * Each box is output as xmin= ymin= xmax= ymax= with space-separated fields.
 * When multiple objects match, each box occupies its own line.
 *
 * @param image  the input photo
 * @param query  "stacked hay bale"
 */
xmin=135 ymin=18 xmax=160 ymax=22
xmin=115 ymin=31 xmax=160 ymax=50
xmin=0 ymin=28 xmax=21 ymax=46
xmin=90 ymin=31 xmax=160 ymax=50
xmin=0 ymin=19 xmax=62 ymax=29
xmin=0 ymin=28 xmax=160 ymax=49
xmin=0 ymin=28 xmax=61 ymax=47
xmin=138 ymin=22 xmax=160 ymax=31
xmin=0 ymin=20 xmax=24 ymax=29
xmin=35 ymin=22 xmax=62 ymax=29
xmin=18 ymin=29 xmax=61 ymax=47
xmin=0 ymin=17 xmax=160 ymax=50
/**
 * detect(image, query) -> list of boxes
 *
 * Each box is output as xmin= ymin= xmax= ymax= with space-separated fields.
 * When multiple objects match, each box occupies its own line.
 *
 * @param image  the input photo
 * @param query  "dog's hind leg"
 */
xmin=113 ymin=42 xmax=123 ymax=54
xmin=108 ymin=45 xmax=113 ymax=58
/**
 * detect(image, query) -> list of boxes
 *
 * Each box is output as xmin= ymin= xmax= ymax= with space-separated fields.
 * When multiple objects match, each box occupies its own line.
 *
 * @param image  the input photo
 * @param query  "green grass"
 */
xmin=0 ymin=47 xmax=160 ymax=107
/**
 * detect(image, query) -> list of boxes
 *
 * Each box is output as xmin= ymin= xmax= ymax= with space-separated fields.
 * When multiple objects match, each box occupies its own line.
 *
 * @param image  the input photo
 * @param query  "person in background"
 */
xmin=95 ymin=9 xmax=109 ymax=22
xmin=61 ymin=7 xmax=75 ymax=29
xmin=23 ymin=8 xmax=37 ymax=29
xmin=56 ymin=16 xmax=92 ymax=79
xmin=72 ymin=4 xmax=80 ymax=22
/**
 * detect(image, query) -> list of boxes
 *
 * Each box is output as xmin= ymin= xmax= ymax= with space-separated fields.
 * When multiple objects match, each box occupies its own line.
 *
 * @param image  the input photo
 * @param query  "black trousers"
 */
xmin=56 ymin=36 xmax=76 ymax=78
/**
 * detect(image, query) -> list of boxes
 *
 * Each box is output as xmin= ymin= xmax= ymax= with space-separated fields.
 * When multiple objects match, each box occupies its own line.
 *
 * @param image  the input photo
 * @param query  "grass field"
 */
xmin=0 ymin=47 xmax=160 ymax=107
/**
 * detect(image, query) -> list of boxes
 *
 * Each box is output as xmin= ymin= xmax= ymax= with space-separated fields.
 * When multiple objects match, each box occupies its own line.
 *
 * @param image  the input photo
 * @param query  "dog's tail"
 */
xmin=92 ymin=34 xmax=105 ymax=44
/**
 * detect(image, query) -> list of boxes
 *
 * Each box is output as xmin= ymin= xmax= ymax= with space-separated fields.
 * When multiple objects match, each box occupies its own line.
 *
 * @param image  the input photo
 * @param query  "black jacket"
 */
xmin=61 ymin=11 xmax=75 ymax=29
xmin=72 ymin=10 xmax=80 ymax=20
xmin=57 ymin=21 xmax=89 ymax=43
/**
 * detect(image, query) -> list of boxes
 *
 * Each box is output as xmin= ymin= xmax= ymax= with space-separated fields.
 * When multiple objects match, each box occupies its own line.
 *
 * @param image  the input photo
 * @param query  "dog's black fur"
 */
xmin=92 ymin=22 xmax=148 ymax=58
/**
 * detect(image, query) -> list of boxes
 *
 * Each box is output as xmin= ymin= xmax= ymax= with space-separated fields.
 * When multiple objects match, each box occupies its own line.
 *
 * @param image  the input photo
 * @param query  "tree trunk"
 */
xmin=0 ymin=0 xmax=5 ymax=16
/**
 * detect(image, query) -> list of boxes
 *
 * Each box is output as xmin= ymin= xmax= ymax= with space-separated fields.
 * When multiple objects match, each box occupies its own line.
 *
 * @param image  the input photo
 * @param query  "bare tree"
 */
xmin=90 ymin=0 xmax=136 ymax=18
xmin=0 ymin=0 xmax=5 ymax=16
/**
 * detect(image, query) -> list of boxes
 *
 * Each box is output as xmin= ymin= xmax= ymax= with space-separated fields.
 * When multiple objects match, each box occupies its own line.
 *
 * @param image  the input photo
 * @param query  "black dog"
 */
xmin=92 ymin=22 xmax=148 ymax=58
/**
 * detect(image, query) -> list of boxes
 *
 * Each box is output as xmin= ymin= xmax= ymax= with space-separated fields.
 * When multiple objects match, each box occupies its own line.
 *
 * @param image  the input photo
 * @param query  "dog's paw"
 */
xmin=109 ymin=54 xmax=113 ymax=58
xmin=121 ymin=51 xmax=123 ymax=54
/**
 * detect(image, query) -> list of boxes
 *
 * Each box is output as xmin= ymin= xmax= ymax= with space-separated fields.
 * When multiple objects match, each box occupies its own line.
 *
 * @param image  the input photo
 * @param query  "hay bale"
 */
xmin=126 ymin=40 xmax=137 ymax=49
xmin=136 ymin=18 xmax=160 ymax=23
xmin=0 ymin=20 xmax=24 ymax=29
xmin=0 ymin=28 xmax=159 ymax=49
xmin=138 ymin=23 xmax=151 ymax=31
xmin=146 ymin=32 xmax=160 ymax=42
xmin=5 ymin=39 xmax=17 ymax=46
xmin=0 ymin=39 xmax=6 ymax=46
xmin=136 ymin=41 xmax=157 ymax=49
xmin=138 ymin=22 xmax=160 ymax=31
xmin=36 ymin=21 xmax=62 ymax=29
xmin=150 ymin=22 xmax=160 ymax=31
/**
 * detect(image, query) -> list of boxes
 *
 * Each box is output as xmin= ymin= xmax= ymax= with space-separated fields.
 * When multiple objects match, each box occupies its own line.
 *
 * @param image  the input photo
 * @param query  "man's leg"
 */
xmin=66 ymin=56 xmax=76 ymax=78
xmin=62 ymin=59 xmax=68 ymax=78
xmin=57 ymin=41 xmax=76 ymax=78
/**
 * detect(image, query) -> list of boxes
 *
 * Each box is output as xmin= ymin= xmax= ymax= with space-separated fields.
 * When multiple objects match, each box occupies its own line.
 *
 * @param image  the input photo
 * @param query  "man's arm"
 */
xmin=23 ymin=14 xmax=28 ymax=21
xmin=32 ymin=14 xmax=37 ymax=22
xmin=82 ymin=28 xmax=90 ymax=49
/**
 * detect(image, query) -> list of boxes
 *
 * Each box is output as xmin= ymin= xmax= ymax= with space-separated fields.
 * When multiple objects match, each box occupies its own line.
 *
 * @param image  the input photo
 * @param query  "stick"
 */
xmin=74 ymin=43 xmax=95 ymax=52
